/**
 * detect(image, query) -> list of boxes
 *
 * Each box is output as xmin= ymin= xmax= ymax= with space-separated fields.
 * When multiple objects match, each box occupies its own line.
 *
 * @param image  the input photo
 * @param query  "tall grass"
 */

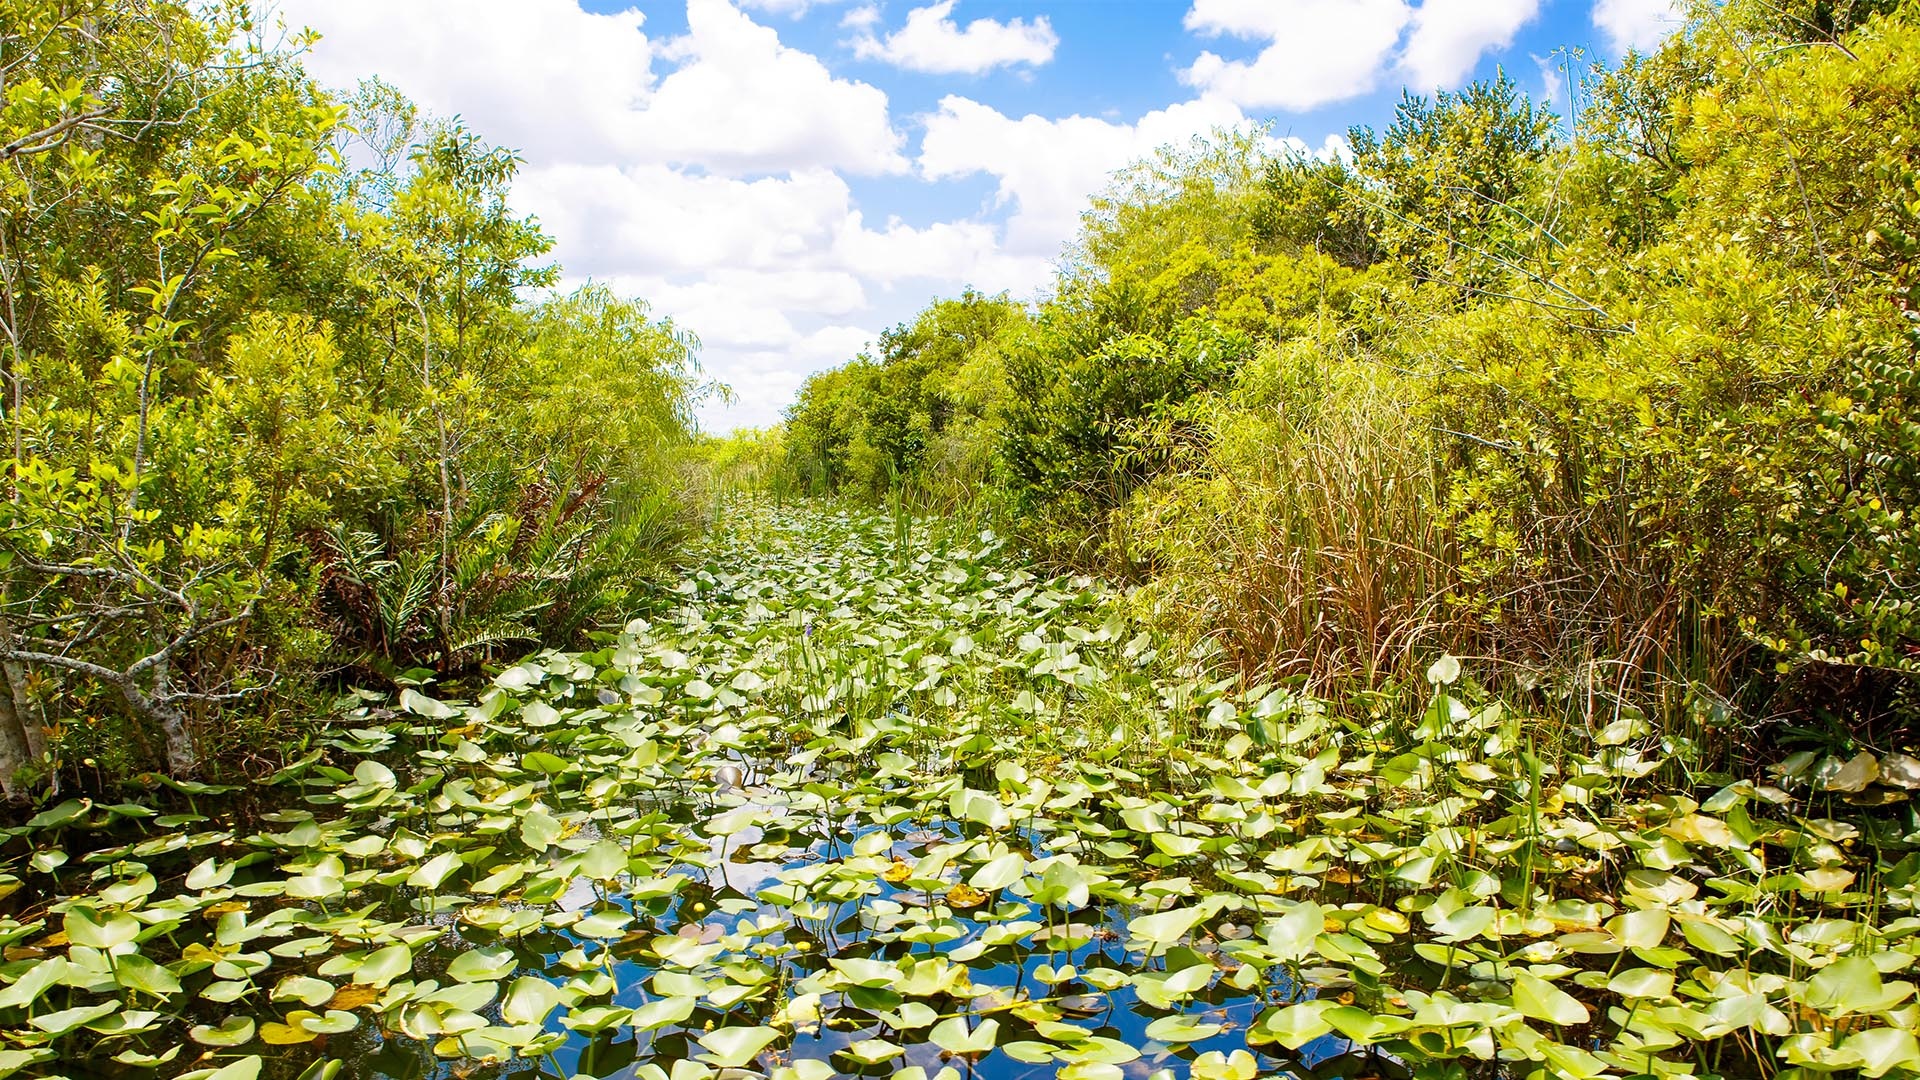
xmin=1130 ymin=337 xmax=1455 ymax=692
xmin=1127 ymin=330 xmax=1747 ymax=764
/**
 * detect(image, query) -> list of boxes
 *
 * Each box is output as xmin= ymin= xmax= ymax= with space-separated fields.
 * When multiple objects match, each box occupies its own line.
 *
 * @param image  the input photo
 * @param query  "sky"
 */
xmin=277 ymin=0 xmax=1685 ymax=431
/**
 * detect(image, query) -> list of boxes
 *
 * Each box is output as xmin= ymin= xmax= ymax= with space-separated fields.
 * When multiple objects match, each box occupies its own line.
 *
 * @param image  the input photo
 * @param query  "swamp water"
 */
xmin=2 ymin=507 xmax=1916 ymax=1080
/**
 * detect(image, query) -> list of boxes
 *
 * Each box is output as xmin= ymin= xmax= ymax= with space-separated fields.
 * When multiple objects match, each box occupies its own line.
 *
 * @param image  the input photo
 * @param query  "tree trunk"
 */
xmin=0 ymin=611 xmax=37 ymax=799
xmin=0 ymin=677 xmax=33 ymax=801
xmin=153 ymin=698 xmax=198 ymax=777
xmin=142 ymin=661 xmax=198 ymax=776
xmin=4 ymin=660 xmax=42 ymax=760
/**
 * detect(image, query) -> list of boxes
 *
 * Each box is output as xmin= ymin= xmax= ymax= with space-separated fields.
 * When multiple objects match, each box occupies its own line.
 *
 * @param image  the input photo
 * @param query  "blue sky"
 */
xmin=282 ymin=0 xmax=1682 ymax=430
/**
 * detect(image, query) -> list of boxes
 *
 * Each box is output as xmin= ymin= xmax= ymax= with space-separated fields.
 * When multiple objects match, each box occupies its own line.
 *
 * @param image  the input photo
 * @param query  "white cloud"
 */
xmin=1179 ymin=0 xmax=1412 ymax=111
xmin=642 ymin=0 xmax=907 ymax=174
xmin=1592 ymin=0 xmax=1684 ymax=53
xmin=711 ymin=324 xmax=881 ymax=421
xmin=919 ymin=94 xmax=1257 ymax=256
xmin=282 ymin=0 xmax=935 ymax=428
xmin=1534 ymin=52 xmax=1567 ymax=115
xmin=516 ymin=157 xmax=1060 ymax=426
xmin=281 ymin=0 xmax=657 ymax=165
xmin=284 ymin=0 xmax=904 ymax=176
xmin=514 ymin=164 xmax=858 ymax=279
xmin=738 ymin=0 xmax=848 ymax=17
xmin=1400 ymin=0 xmax=1539 ymax=90
xmin=1273 ymin=131 xmax=1354 ymax=164
xmin=841 ymin=3 xmax=882 ymax=29
xmin=853 ymin=1 xmax=1058 ymax=75
xmin=280 ymin=0 xmax=1504 ymax=432
xmin=1177 ymin=0 xmax=1544 ymax=111
xmin=837 ymin=216 xmax=1054 ymax=295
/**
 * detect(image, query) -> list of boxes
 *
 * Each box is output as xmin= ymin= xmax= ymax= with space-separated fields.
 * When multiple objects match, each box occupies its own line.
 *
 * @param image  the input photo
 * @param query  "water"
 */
xmin=311 ymin=792 xmax=1357 ymax=1080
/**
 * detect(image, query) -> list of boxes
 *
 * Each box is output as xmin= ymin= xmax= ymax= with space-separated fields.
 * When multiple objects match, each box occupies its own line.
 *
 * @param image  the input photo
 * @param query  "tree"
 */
xmin=1347 ymin=73 xmax=1556 ymax=299
xmin=0 ymin=0 xmax=340 ymax=785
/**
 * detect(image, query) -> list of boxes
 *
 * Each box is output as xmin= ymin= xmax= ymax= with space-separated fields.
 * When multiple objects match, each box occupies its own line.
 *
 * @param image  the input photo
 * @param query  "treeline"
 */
xmin=766 ymin=0 xmax=1920 ymax=749
xmin=0 ymin=3 xmax=716 ymax=793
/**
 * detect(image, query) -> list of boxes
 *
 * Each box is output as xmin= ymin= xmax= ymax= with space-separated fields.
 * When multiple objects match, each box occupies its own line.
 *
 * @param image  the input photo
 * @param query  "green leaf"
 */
xmin=969 ymin=853 xmax=1026 ymax=891
xmin=1264 ymin=901 xmax=1323 ymax=961
xmin=1127 ymin=906 xmax=1207 ymax=949
xmin=837 ymin=1038 xmax=903 ymax=1065
xmin=578 ymin=840 xmax=627 ymax=881
xmin=500 ymin=975 xmax=564 ymax=1025
xmin=520 ymin=809 xmax=563 ymax=848
xmin=1846 ymin=1026 xmax=1920 ymax=1078
xmin=351 ymin=943 xmax=413 ymax=986
xmin=399 ymin=688 xmax=459 ymax=719
xmin=0 ymin=958 xmax=69 ymax=1010
xmin=1806 ymin=956 xmax=1889 ymax=1015
xmin=573 ymin=909 xmax=633 ymax=938
xmin=114 ymin=953 xmax=183 ymax=997
xmin=186 ymin=858 xmax=235 ymax=891
xmin=1513 ymin=972 xmax=1589 ymax=1026
xmin=202 ymin=1058 xmax=266 ymax=1080
xmin=1259 ymin=1000 xmax=1338 ymax=1049
xmin=65 ymin=905 xmax=139 ymax=949
xmin=191 ymin=1017 xmax=259 ymax=1047
xmin=407 ymin=851 xmax=462 ymax=890
xmin=446 ymin=945 xmax=517 ymax=983
xmin=1191 ymin=1050 xmax=1259 ymax=1080
xmin=697 ymin=1024 xmax=781 ymax=1067
xmin=829 ymin=957 xmax=900 ymax=987
xmin=930 ymin=1016 xmax=999 ymax=1054
xmin=1144 ymin=1013 xmax=1225 ymax=1044
xmin=30 ymin=1001 xmax=121 ymax=1036
xmin=630 ymin=995 xmax=697 ymax=1031
xmin=299 ymin=1011 xmax=358 ymax=1035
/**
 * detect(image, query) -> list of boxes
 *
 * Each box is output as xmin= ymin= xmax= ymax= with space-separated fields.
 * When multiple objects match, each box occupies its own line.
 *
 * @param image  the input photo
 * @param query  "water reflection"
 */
xmin=313 ymin=792 xmax=1368 ymax=1080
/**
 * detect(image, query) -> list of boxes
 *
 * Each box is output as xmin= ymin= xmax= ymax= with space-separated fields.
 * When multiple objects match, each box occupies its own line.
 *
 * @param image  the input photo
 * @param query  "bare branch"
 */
xmin=0 ymin=107 xmax=112 ymax=161
xmin=0 ymin=647 xmax=130 ymax=686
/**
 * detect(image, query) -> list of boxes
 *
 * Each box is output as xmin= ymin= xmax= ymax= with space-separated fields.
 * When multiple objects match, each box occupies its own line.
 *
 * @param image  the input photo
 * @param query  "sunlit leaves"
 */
xmin=696 ymin=1024 xmax=781 ymax=1067
xmin=1513 ymin=972 xmax=1590 ymax=1027
xmin=6 ymin=503 xmax=1917 ymax=1080
xmin=1126 ymin=906 xmax=1207 ymax=951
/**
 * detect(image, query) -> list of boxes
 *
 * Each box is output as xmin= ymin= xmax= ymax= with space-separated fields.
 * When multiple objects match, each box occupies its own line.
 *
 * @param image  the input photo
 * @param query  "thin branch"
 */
xmin=129 ymin=604 xmax=256 ymax=676
xmin=0 ymin=107 xmax=112 ymax=161
xmin=0 ymin=647 xmax=129 ymax=685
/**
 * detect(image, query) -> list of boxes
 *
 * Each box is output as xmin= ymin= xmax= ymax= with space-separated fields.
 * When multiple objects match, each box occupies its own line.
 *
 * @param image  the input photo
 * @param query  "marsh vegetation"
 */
xmin=3 ymin=1 xmax=1920 ymax=1079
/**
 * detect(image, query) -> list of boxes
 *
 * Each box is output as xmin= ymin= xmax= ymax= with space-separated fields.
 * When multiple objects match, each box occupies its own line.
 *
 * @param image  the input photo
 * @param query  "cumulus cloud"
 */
xmin=738 ymin=0 xmax=849 ymax=17
xmin=919 ymin=95 xmax=1257 ymax=256
xmin=272 ymin=0 xmax=1408 ymax=430
xmin=1177 ymin=0 xmax=1541 ymax=111
xmin=1401 ymin=0 xmax=1539 ymax=90
xmin=642 ymin=0 xmax=906 ymax=174
xmin=282 ymin=0 xmax=904 ymax=175
xmin=1535 ymin=52 xmax=1568 ymax=115
xmin=852 ymin=1 xmax=1058 ymax=75
xmin=514 ymin=164 xmax=851 ymax=278
xmin=1592 ymin=0 xmax=1684 ymax=53
xmin=280 ymin=0 xmax=657 ymax=164
xmin=1180 ymin=0 xmax=1411 ymax=110
xmin=514 ymin=157 xmax=1061 ymax=425
xmin=841 ymin=4 xmax=882 ymax=29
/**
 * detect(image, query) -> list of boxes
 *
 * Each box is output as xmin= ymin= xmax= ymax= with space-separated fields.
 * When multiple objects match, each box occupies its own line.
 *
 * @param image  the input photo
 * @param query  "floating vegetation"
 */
xmin=1 ymin=506 xmax=1917 ymax=1080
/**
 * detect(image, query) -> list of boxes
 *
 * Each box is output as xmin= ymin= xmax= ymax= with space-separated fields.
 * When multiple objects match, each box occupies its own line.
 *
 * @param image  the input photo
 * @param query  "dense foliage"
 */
xmin=6 ymin=4 xmax=1920 ymax=1077
xmin=782 ymin=290 xmax=1026 ymax=509
xmin=773 ymin=1 xmax=1920 ymax=751
xmin=2 ymin=505 xmax=1916 ymax=1080
xmin=0 ymin=2 xmax=714 ymax=792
